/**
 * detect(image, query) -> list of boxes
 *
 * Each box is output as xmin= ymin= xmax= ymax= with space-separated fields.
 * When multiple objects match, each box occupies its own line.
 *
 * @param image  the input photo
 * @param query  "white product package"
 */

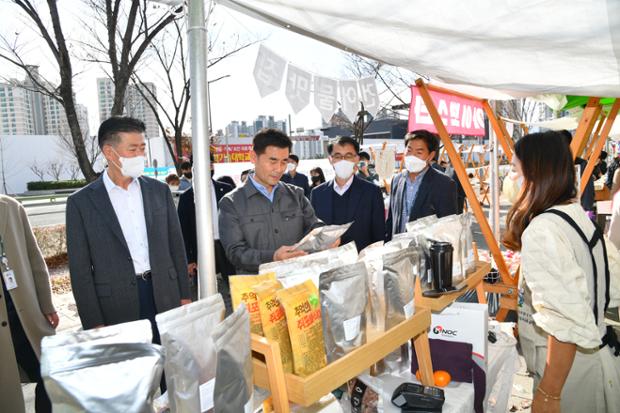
xmin=156 ymin=294 xmax=225 ymax=412
xmin=428 ymin=302 xmax=488 ymax=370
xmin=406 ymin=213 xmax=474 ymax=282
xmin=259 ymin=242 xmax=358 ymax=288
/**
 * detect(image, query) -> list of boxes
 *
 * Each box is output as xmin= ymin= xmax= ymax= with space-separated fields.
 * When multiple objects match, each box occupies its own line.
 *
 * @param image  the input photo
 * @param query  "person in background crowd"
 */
xmin=219 ymin=129 xmax=326 ymax=274
xmin=311 ymin=137 xmax=385 ymax=251
xmin=608 ymin=184 xmax=620 ymax=251
xmin=310 ymin=167 xmax=326 ymax=188
xmin=179 ymin=161 xmax=193 ymax=191
xmin=66 ymin=117 xmax=190 ymax=341
xmin=561 ymin=130 xmax=595 ymax=213
xmin=606 ymin=148 xmax=620 ymax=189
xmin=356 ymin=151 xmax=380 ymax=184
xmin=1 ymin=195 xmax=57 ymax=413
xmin=217 ymin=175 xmax=237 ymax=189
xmin=503 ymin=130 xmax=620 ymax=413
xmin=240 ymin=169 xmax=252 ymax=184
xmin=442 ymin=159 xmax=467 ymax=214
xmin=165 ymin=174 xmax=180 ymax=191
xmin=386 ymin=130 xmax=457 ymax=240
xmin=611 ymin=164 xmax=620 ymax=196
xmin=280 ymin=154 xmax=311 ymax=197
xmin=178 ymin=153 xmax=234 ymax=311
xmin=593 ymin=150 xmax=608 ymax=180
xmin=431 ymin=153 xmax=446 ymax=172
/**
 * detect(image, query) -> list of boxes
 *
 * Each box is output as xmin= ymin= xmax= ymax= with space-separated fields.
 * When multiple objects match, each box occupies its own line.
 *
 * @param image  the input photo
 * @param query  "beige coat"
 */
xmin=0 ymin=195 xmax=56 ymax=413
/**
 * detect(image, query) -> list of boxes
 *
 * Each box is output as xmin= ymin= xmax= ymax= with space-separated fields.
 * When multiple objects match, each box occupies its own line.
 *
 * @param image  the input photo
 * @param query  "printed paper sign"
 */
xmin=285 ymin=64 xmax=312 ymax=113
xmin=339 ymin=80 xmax=360 ymax=122
xmin=253 ymin=45 xmax=286 ymax=98
xmin=358 ymin=77 xmax=380 ymax=117
xmin=314 ymin=76 xmax=338 ymax=123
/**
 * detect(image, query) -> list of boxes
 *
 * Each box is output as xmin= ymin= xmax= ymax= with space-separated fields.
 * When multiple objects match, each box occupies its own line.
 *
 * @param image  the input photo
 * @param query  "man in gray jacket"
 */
xmin=66 ymin=117 xmax=190 ymax=339
xmin=219 ymin=129 xmax=324 ymax=273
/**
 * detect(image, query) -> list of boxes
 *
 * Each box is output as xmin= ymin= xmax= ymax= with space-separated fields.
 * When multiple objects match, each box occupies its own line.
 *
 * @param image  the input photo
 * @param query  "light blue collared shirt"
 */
xmin=400 ymin=167 xmax=428 ymax=232
xmin=249 ymin=174 xmax=279 ymax=203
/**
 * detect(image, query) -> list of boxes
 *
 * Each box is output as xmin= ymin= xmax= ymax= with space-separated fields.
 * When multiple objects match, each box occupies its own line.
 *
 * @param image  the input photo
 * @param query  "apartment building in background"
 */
xmin=97 ymin=78 xmax=159 ymax=139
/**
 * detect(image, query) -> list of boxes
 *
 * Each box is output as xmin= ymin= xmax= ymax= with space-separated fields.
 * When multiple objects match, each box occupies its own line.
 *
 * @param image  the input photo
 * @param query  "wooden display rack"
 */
xmin=415 ymin=260 xmax=491 ymax=312
xmin=251 ymin=308 xmax=434 ymax=412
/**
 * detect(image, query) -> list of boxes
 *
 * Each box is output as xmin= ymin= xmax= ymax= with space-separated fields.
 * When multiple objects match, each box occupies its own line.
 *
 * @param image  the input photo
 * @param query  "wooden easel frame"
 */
xmin=415 ymin=79 xmax=517 ymax=320
xmin=579 ymin=100 xmax=619 ymax=194
xmin=416 ymin=80 xmax=618 ymax=320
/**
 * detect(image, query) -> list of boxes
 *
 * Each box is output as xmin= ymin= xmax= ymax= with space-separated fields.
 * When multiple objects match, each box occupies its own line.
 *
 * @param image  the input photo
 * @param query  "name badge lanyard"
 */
xmin=0 ymin=235 xmax=17 ymax=290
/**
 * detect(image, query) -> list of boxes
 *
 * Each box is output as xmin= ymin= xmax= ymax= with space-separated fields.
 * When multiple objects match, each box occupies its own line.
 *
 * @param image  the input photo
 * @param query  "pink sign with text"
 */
xmin=408 ymin=86 xmax=486 ymax=136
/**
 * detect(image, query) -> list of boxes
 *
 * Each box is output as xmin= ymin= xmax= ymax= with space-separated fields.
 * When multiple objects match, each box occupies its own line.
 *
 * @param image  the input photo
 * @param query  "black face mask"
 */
xmin=183 ymin=172 xmax=193 ymax=179
xmin=311 ymin=176 xmax=321 ymax=183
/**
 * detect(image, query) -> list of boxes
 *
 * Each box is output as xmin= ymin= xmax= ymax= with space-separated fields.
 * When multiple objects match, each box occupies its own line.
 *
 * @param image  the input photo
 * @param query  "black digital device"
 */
xmin=391 ymin=382 xmax=445 ymax=412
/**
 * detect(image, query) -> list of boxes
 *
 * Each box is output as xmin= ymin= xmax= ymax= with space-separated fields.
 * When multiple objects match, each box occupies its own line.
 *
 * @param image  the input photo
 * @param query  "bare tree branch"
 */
xmin=3 ymin=0 xmax=96 ymax=181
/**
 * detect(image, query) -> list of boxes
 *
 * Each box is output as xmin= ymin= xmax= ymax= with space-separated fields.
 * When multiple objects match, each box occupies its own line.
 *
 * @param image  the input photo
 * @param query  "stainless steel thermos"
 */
xmin=430 ymin=241 xmax=454 ymax=291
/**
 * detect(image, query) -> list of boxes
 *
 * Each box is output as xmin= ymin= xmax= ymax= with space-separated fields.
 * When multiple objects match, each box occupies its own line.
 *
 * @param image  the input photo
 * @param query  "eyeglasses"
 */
xmin=331 ymin=153 xmax=358 ymax=161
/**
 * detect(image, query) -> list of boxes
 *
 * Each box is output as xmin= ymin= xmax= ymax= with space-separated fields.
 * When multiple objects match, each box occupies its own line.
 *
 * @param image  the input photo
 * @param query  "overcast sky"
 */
xmin=0 ymin=1 xmax=359 ymax=134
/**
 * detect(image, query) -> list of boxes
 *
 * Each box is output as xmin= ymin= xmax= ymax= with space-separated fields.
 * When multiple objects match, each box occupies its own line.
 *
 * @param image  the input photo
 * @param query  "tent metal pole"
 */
xmin=188 ymin=0 xmax=218 ymax=298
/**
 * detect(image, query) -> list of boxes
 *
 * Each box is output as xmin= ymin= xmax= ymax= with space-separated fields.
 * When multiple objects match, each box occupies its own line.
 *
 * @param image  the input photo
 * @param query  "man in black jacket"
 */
xmin=177 ymin=153 xmax=234 ymax=310
xmin=311 ymin=137 xmax=385 ymax=251
xmin=386 ymin=130 xmax=457 ymax=240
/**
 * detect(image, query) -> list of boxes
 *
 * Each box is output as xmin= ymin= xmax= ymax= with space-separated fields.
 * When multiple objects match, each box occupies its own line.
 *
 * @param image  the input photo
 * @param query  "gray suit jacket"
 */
xmin=219 ymin=179 xmax=323 ymax=274
xmin=66 ymin=174 xmax=190 ymax=329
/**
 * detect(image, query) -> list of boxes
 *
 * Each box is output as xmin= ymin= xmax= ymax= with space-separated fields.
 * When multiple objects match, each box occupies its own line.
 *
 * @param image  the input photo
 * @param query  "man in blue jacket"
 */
xmin=311 ymin=136 xmax=385 ymax=251
xmin=386 ymin=130 xmax=457 ymax=240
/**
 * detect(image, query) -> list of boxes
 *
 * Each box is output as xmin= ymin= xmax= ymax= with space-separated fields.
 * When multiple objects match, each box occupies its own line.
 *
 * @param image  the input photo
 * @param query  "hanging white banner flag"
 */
xmin=314 ymin=77 xmax=338 ymax=123
xmin=358 ymin=77 xmax=380 ymax=118
xmin=253 ymin=45 xmax=286 ymax=98
xmin=285 ymin=64 xmax=312 ymax=114
xmin=339 ymin=80 xmax=360 ymax=122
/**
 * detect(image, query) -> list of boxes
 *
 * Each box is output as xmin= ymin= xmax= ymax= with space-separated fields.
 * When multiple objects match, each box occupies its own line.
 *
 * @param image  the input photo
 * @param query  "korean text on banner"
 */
xmin=212 ymin=144 xmax=253 ymax=163
xmin=285 ymin=64 xmax=312 ymax=113
xmin=339 ymin=80 xmax=360 ymax=122
xmin=253 ymin=45 xmax=287 ymax=98
xmin=314 ymin=76 xmax=338 ymax=123
xmin=358 ymin=77 xmax=380 ymax=118
xmin=408 ymin=86 xmax=486 ymax=136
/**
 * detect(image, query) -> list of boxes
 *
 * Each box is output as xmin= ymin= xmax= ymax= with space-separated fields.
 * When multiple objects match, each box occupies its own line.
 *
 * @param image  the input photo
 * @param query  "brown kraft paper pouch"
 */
xmin=253 ymin=280 xmax=294 ymax=374
xmin=230 ymin=273 xmax=276 ymax=335
xmin=213 ymin=305 xmax=253 ymax=413
xmin=319 ymin=261 xmax=368 ymax=362
xmin=277 ymin=280 xmax=327 ymax=377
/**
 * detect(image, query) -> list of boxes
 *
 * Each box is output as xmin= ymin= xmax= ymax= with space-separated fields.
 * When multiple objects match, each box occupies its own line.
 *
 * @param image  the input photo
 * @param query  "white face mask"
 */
xmin=404 ymin=155 xmax=427 ymax=174
xmin=286 ymin=162 xmax=297 ymax=172
xmin=333 ymin=160 xmax=356 ymax=180
xmin=112 ymin=149 xmax=145 ymax=179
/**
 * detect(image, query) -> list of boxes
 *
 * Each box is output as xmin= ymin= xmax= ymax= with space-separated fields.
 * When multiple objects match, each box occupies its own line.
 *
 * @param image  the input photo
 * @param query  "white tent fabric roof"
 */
xmin=217 ymin=0 xmax=620 ymax=98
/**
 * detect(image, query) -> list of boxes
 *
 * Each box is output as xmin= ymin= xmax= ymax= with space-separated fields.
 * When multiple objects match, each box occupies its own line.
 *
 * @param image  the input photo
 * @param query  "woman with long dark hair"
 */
xmin=504 ymin=131 xmax=620 ymax=413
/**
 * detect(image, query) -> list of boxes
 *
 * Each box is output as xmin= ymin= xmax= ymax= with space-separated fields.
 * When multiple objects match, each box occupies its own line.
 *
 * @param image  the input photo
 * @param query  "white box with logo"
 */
xmin=428 ymin=302 xmax=488 ymax=369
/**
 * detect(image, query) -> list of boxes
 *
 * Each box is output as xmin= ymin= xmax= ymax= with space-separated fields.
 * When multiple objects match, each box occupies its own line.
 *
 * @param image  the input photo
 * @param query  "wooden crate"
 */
xmin=252 ymin=308 xmax=433 ymax=409
xmin=415 ymin=261 xmax=491 ymax=312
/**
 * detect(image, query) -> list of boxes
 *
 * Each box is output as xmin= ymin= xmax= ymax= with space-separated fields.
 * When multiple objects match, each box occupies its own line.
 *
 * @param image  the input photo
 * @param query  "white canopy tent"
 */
xmin=190 ymin=0 xmax=619 ymax=298
xmin=216 ymin=0 xmax=620 ymax=97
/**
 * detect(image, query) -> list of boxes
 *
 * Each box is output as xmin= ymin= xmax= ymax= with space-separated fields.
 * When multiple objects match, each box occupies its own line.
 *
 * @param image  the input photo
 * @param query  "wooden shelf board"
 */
xmin=416 ymin=261 xmax=492 ymax=312
xmin=253 ymin=308 xmax=432 ymax=406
